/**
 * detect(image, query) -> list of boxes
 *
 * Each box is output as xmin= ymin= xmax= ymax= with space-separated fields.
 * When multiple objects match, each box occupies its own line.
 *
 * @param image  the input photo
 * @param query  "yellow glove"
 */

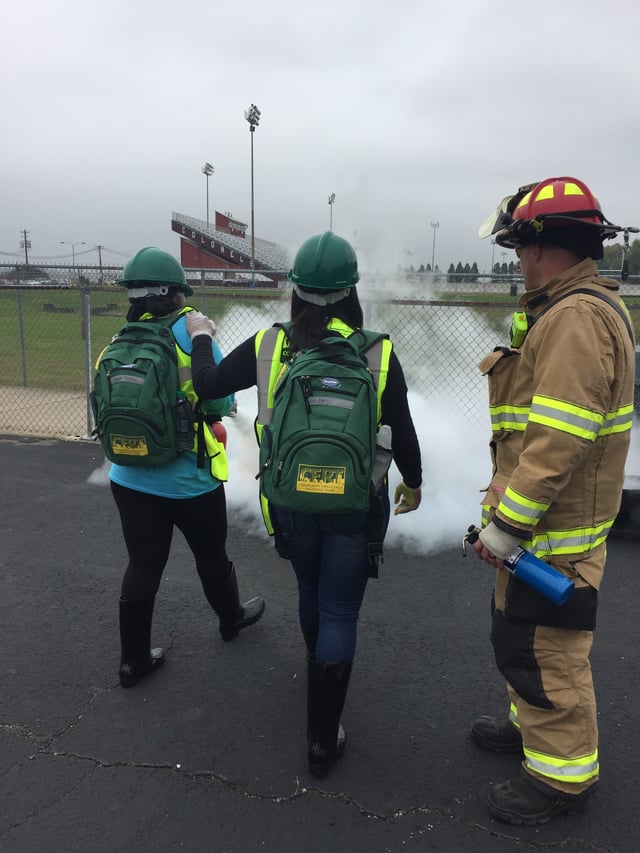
xmin=393 ymin=481 xmax=421 ymax=515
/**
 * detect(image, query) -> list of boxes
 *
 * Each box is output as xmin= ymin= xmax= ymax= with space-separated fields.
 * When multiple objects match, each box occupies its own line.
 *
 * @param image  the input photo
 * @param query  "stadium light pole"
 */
xmin=328 ymin=193 xmax=336 ymax=231
xmin=244 ymin=103 xmax=261 ymax=288
xmin=201 ymin=162 xmax=214 ymax=228
xmin=20 ymin=229 xmax=31 ymax=267
xmin=430 ymin=221 xmax=439 ymax=271
xmin=490 ymin=238 xmax=496 ymax=274
xmin=61 ymin=240 xmax=86 ymax=284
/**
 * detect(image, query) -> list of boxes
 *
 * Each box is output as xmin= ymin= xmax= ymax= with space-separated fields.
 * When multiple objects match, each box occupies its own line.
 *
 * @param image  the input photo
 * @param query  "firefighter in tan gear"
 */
xmin=472 ymin=177 xmax=637 ymax=825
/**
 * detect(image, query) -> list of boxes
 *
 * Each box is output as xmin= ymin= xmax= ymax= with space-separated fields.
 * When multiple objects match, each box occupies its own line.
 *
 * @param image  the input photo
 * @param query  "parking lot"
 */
xmin=1 ymin=435 xmax=638 ymax=852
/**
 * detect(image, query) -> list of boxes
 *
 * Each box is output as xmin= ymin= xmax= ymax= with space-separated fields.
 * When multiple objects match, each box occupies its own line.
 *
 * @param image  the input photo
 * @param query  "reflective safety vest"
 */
xmin=254 ymin=317 xmax=392 ymax=532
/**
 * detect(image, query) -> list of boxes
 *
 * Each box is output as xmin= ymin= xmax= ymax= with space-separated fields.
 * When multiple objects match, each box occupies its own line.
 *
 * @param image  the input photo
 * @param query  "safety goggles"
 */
xmin=125 ymin=285 xmax=172 ymax=299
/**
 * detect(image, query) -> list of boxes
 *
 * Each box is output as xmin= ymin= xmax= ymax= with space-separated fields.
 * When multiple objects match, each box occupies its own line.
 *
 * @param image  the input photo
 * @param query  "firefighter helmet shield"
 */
xmin=288 ymin=232 xmax=360 ymax=290
xmin=120 ymin=247 xmax=194 ymax=296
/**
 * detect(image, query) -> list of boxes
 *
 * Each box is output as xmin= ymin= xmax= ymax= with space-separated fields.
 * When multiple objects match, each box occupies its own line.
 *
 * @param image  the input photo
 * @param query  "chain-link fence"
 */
xmin=1 ymin=264 xmax=638 ymax=440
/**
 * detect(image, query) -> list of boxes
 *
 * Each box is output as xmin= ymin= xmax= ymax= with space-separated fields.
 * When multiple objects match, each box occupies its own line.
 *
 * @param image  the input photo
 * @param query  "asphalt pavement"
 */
xmin=1 ymin=435 xmax=638 ymax=853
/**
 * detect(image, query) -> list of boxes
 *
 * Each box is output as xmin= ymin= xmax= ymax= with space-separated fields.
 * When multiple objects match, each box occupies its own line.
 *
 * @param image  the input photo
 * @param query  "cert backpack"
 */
xmin=90 ymin=316 xmax=191 ymax=466
xmin=257 ymin=325 xmax=385 ymax=513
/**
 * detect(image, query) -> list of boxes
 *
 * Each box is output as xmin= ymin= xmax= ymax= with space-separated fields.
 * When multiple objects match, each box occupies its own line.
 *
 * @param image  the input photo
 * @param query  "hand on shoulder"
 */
xmin=187 ymin=311 xmax=216 ymax=339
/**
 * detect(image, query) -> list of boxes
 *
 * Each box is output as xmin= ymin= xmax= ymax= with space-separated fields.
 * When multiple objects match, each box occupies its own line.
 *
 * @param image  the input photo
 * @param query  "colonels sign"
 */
xmin=171 ymin=219 xmax=270 ymax=271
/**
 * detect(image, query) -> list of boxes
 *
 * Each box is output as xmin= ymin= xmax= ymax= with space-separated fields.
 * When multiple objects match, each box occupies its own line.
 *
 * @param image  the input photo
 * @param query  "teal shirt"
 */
xmin=109 ymin=315 xmax=234 ymax=498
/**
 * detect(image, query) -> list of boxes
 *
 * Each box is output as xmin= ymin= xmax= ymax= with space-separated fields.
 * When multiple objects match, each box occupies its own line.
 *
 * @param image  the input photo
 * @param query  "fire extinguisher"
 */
xmin=210 ymin=419 xmax=227 ymax=448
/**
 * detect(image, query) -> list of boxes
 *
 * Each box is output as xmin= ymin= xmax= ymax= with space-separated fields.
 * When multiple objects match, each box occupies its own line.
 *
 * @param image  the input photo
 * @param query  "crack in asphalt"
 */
xmin=0 ymin=720 xmax=617 ymax=852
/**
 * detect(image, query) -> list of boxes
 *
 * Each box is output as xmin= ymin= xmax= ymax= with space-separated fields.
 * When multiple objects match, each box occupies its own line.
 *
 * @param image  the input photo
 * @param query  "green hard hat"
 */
xmin=119 ymin=247 xmax=194 ymax=296
xmin=288 ymin=232 xmax=359 ymax=290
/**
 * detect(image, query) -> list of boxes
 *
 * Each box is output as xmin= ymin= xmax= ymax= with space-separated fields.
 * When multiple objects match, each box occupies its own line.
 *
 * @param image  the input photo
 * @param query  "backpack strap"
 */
xmin=255 ymin=325 xmax=289 ymax=428
xmin=530 ymin=288 xmax=635 ymax=345
xmin=358 ymin=335 xmax=386 ymax=392
xmin=274 ymin=322 xmax=390 ymax=389
xmin=343 ymin=329 xmax=392 ymax=578
xmin=137 ymin=310 xmax=209 ymax=467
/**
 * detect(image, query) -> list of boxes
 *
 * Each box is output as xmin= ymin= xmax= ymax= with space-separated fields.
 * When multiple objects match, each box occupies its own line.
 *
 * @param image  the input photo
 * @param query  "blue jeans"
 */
xmin=274 ymin=492 xmax=389 ymax=663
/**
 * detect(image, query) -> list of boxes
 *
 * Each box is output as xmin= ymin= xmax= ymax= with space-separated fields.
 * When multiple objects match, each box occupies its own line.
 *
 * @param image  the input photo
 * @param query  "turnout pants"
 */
xmin=492 ymin=566 xmax=600 ymax=795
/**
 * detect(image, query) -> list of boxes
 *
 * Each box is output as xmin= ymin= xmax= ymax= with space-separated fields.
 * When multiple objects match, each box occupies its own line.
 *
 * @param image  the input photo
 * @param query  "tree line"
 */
xmin=398 ymin=239 xmax=640 ymax=282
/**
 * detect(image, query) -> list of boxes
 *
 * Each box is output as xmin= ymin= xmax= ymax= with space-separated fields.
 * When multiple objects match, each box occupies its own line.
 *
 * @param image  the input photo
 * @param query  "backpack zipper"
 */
xmin=299 ymin=376 xmax=312 ymax=413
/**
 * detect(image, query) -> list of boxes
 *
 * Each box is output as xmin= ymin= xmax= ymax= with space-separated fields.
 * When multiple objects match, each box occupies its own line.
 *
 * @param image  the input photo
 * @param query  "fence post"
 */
xmin=84 ymin=285 xmax=93 ymax=437
xmin=16 ymin=273 xmax=28 ymax=387
xmin=200 ymin=269 xmax=206 ymax=312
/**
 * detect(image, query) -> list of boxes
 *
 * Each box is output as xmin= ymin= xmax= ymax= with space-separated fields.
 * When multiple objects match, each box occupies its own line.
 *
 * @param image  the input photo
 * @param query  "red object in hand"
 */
xmin=211 ymin=420 xmax=227 ymax=448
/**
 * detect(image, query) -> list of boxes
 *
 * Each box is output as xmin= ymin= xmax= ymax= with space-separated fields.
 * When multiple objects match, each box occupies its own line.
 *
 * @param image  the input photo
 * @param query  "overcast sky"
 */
xmin=2 ymin=0 xmax=639 ymax=274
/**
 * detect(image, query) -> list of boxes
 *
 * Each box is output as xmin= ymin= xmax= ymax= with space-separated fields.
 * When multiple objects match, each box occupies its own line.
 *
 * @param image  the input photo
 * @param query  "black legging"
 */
xmin=111 ymin=481 xmax=230 ymax=600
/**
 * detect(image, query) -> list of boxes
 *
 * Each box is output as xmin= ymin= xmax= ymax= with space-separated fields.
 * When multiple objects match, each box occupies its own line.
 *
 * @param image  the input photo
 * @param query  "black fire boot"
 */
xmin=202 ymin=562 xmax=265 ymax=642
xmin=470 ymin=715 xmax=523 ymax=753
xmin=488 ymin=765 xmax=597 ymax=826
xmin=306 ymin=660 xmax=352 ymax=778
xmin=119 ymin=598 xmax=165 ymax=688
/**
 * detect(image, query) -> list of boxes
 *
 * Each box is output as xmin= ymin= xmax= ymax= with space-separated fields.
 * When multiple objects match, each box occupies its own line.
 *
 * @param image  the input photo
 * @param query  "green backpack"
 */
xmin=90 ymin=316 xmax=191 ymax=466
xmin=258 ymin=326 xmax=384 ymax=514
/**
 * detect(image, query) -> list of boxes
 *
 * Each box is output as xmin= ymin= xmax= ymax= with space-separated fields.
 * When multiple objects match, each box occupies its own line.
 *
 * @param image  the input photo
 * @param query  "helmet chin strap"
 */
xmin=294 ymin=284 xmax=351 ymax=306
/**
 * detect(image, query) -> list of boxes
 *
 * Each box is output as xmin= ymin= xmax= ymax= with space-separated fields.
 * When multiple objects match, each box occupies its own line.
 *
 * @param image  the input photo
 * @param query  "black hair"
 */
xmin=288 ymin=288 xmax=364 ymax=350
xmin=126 ymin=288 xmax=182 ymax=321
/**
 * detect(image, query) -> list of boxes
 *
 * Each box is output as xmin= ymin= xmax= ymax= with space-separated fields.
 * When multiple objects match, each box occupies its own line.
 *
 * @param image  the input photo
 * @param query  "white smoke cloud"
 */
xmin=222 ymin=385 xmax=492 ymax=554
xmin=87 ymin=456 xmax=111 ymax=486
xmin=624 ymin=413 xmax=640 ymax=488
xmin=86 ymin=297 xmax=638 ymax=552
xmin=85 ymin=383 xmax=491 ymax=555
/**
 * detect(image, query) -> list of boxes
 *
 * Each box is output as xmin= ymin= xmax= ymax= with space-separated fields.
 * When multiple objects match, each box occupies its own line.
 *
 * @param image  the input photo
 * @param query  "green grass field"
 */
xmin=0 ymin=288 xmax=287 ymax=391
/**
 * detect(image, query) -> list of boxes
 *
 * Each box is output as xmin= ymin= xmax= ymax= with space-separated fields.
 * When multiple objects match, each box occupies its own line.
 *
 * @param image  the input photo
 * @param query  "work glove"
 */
xmin=478 ymin=521 xmax=520 ymax=560
xmin=186 ymin=311 xmax=216 ymax=339
xmin=393 ymin=481 xmax=421 ymax=515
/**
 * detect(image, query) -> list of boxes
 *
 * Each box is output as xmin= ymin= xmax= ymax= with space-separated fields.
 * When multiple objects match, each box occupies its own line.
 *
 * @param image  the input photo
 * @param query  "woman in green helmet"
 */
xmin=97 ymin=247 xmax=265 ymax=689
xmin=186 ymin=232 xmax=422 ymax=778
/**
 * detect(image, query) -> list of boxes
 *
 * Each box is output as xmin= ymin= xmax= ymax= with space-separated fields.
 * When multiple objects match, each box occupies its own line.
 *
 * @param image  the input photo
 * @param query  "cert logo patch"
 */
xmin=296 ymin=464 xmax=346 ymax=495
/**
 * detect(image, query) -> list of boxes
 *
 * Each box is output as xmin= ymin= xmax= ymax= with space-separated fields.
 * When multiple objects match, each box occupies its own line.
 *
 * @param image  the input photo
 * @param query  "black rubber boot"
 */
xmin=470 ymin=715 xmax=523 ymax=753
xmin=119 ymin=598 xmax=165 ymax=688
xmin=301 ymin=627 xmax=319 ymax=661
xmin=307 ymin=660 xmax=352 ymax=778
xmin=488 ymin=766 xmax=597 ymax=826
xmin=202 ymin=562 xmax=265 ymax=642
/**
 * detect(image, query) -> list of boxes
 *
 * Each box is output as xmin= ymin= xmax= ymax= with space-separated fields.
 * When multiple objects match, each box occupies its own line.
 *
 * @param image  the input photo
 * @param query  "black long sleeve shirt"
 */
xmin=191 ymin=332 xmax=423 ymax=489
